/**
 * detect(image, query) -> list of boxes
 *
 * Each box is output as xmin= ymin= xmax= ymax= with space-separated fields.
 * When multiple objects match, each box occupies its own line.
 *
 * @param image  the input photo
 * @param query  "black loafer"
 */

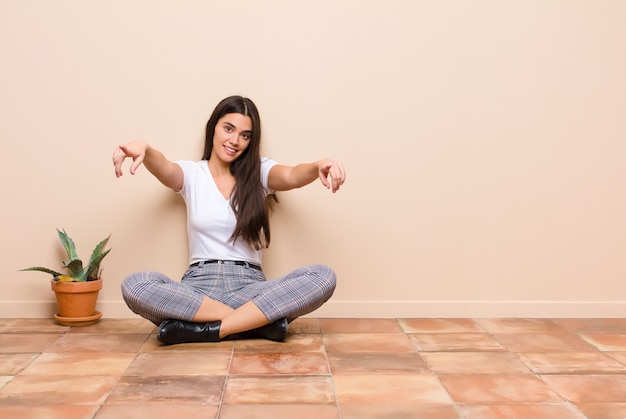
xmin=157 ymin=319 xmax=221 ymax=345
xmin=226 ymin=318 xmax=288 ymax=342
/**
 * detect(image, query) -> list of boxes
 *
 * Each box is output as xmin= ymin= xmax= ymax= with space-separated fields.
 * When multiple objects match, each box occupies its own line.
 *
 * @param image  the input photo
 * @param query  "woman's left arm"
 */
xmin=268 ymin=159 xmax=346 ymax=193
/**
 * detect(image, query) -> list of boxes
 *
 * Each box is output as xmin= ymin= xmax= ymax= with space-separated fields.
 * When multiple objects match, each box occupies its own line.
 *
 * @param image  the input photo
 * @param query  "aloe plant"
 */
xmin=21 ymin=229 xmax=111 ymax=282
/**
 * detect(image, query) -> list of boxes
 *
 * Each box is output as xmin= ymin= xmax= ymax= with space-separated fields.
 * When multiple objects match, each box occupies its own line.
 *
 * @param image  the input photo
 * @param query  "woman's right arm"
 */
xmin=112 ymin=141 xmax=183 ymax=191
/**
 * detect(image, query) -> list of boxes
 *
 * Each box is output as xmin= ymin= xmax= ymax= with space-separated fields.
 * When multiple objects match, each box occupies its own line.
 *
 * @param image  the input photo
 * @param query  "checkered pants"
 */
xmin=121 ymin=263 xmax=336 ymax=325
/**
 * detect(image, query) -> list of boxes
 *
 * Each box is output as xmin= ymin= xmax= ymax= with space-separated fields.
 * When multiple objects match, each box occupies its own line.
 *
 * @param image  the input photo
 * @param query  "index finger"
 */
xmin=112 ymin=147 xmax=125 ymax=178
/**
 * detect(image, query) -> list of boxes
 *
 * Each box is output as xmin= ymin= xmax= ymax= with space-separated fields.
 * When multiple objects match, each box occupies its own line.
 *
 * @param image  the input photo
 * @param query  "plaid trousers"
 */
xmin=121 ymin=263 xmax=336 ymax=325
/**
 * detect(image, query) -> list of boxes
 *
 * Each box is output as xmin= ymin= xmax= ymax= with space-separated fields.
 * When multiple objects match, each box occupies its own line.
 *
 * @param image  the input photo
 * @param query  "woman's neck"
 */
xmin=207 ymin=157 xmax=236 ymax=200
xmin=207 ymin=156 xmax=232 ymax=178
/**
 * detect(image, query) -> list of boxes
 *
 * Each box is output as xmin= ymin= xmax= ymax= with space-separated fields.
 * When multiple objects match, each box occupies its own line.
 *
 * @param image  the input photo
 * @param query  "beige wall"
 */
xmin=2 ymin=1 xmax=625 ymax=319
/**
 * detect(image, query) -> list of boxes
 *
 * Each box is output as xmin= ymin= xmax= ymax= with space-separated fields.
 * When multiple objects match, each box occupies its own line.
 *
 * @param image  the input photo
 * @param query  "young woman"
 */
xmin=112 ymin=96 xmax=346 ymax=344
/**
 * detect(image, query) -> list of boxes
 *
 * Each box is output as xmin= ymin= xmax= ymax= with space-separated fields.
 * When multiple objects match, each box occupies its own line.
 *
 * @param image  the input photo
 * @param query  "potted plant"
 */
xmin=21 ymin=229 xmax=111 ymax=326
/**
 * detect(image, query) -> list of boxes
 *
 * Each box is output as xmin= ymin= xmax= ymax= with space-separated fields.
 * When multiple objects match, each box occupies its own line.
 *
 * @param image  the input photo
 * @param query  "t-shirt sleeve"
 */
xmin=174 ymin=160 xmax=194 ymax=198
xmin=260 ymin=157 xmax=279 ymax=194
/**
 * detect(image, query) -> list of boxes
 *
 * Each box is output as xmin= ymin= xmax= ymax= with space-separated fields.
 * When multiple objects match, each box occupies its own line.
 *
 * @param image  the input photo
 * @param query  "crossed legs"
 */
xmin=192 ymin=298 xmax=269 ymax=339
xmin=121 ymin=264 xmax=336 ymax=342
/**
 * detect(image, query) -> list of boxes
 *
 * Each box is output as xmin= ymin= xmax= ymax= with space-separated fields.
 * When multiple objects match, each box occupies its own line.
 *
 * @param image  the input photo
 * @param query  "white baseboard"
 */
xmin=309 ymin=300 xmax=626 ymax=318
xmin=1 ymin=299 xmax=625 ymax=319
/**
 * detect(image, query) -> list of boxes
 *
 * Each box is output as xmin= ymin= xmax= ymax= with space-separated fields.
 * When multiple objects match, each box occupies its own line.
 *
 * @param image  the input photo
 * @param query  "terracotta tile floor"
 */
xmin=1 ymin=317 xmax=626 ymax=418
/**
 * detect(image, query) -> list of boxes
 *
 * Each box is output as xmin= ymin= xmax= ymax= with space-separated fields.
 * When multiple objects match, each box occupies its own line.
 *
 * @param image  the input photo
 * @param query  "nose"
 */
xmin=228 ymin=132 xmax=240 ymax=145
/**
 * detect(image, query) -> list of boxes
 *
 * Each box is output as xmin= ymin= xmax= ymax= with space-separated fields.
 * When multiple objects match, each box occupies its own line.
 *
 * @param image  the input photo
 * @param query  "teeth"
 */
xmin=225 ymin=146 xmax=236 ymax=153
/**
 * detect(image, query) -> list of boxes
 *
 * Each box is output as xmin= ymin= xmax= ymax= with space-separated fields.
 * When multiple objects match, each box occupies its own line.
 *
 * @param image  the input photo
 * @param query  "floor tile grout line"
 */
xmin=477 ymin=318 xmax=624 ymax=404
xmin=605 ymin=351 xmax=626 ymax=368
xmin=215 ymin=339 xmax=236 ymax=418
xmin=319 ymin=320 xmax=343 ymax=419
xmin=466 ymin=319 xmax=619 ymax=417
xmin=90 ymin=330 xmax=151 ymax=417
xmin=396 ymin=318 xmax=610 ymax=417
xmin=403 ymin=319 xmax=467 ymax=417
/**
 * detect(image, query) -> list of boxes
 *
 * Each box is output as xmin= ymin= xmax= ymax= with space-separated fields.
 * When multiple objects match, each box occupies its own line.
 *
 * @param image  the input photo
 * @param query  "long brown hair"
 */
xmin=202 ymin=96 xmax=271 ymax=249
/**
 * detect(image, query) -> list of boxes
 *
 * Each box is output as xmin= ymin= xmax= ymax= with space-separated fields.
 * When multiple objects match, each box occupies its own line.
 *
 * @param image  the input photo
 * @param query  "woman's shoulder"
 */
xmin=261 ymin=157 xmax=278 ymax=168
xmin=176 ymin=160 xmax=208 ymax=171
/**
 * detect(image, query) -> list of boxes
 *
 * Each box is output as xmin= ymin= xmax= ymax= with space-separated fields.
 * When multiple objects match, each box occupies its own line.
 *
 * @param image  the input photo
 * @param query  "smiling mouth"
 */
xmin=224 ymin=145 xmax=237 ymax=154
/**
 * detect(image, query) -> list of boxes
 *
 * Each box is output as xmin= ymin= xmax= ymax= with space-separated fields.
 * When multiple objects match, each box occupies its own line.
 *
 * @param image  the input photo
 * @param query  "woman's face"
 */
xmin=212 ymin=112 xmax=253 ymax=164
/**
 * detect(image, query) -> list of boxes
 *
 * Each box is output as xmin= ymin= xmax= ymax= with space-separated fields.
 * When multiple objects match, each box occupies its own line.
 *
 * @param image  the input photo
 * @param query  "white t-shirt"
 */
xmin=175 ymin=158 xmax=278 ymax=266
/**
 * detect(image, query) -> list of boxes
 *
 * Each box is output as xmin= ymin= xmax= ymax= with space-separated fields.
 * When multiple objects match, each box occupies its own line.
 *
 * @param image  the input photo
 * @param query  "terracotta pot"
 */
xmin=51 ymin=278 xmax=102 ymax=321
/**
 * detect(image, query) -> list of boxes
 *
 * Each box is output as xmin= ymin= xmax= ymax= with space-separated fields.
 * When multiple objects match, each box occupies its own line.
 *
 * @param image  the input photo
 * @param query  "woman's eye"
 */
xmin=224 ymin=126 xmax=232 ymax=132
xmin=242 ymin=133 xmax=251 ymax=140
